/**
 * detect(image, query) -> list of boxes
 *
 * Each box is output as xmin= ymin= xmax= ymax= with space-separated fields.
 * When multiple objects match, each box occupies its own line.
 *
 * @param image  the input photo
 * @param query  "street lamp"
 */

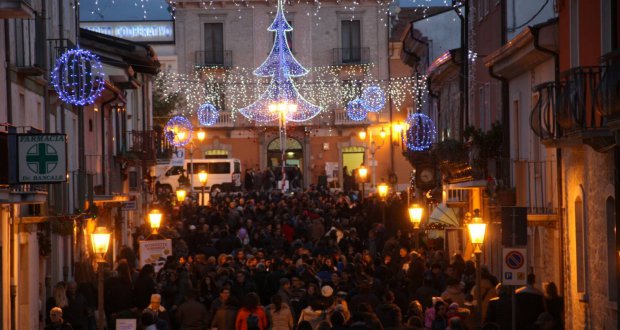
xmin=196 ymin=130 xmax=206 ymax=142
xmin=269 ymin=101 xmax=297 ymax=191
xmin=187 ymin=130 xmax=207 ymax=192
xmin=393 ymin=121 xmax=404 ymax=146
xmin=357 ymin=165 xmax=368 ymax=201
xmin=358 ymin=128 xmax=385 ymax=187
xmin=176 ymin=189 xmax=187 ymax=203
xmin=377 ymin=181 xmax=388 ymax=226
xmin=467 ymin=209 xmax=487 ymax=326
xmin=409 ymin=203 xmax=424 ymax=248
xmin=91 ymin=227 xmax=110 ymax=330
xmin=198 ymin=170 xmax=208 ymax=206
xmin=148 ymin=209 xmax=163 ymax=235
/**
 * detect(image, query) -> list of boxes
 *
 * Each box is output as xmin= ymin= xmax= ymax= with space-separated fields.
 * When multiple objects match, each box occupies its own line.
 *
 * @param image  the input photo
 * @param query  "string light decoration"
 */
xmin=346 ymin=98 xmax=369 ymax=121
xmin=361 ymin=85 xmax=386 ymax=112
xmin=197 ymin=102 xmax=219 ymax=126
xmin=51 ymin=48 xmax=105 ymax=106
xmin=404 ymin=112 xmax=436 ymax=151
xmin=239 ymin=0 xmax=321 ymax=123
xmin=164 ymin=115 xmax=193 ymax=147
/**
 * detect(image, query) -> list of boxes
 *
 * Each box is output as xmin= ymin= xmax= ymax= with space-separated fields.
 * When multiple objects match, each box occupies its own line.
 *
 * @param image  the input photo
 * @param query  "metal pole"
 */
xmin=97 ymin=263 xmax=104 ymax=330
xmin=190 ymin=143 xmax=194 ymax=191
xmin=202 ymin=185 xmax=205 ymax=206
xmin=382 ymin=199 xmax=386 ymax=226
xmin=280 ymin=112 xmax=286 ymax=191
xmin=475 ymin=250 xmax=482 ymax=327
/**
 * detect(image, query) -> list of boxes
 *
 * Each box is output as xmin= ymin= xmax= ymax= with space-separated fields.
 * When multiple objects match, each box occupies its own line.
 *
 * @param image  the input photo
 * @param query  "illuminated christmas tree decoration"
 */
xmin=361 ymin=85 xmax=386 ymax=112
xmin=346 ymin=98 xmax=369 ymax=121
xmin=164 ymin=115 xmax=193 ymax=147
xmin=51 ymin=48 xmax=105 ymax=106
xmin=197 ymin=102 xmax=219 ymax=126
xmin=239 ymin=0 xmax=321 ymax=123
xmin=405 ymin=112 xmax=436 ymax=151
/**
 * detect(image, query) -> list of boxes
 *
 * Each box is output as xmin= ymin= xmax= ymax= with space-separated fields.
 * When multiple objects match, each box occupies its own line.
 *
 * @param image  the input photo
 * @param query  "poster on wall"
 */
xmin=139 ymin=239 xmax=172 ymax=272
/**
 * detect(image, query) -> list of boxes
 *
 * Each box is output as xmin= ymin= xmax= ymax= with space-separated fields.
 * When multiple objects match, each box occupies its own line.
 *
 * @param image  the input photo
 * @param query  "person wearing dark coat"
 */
xmin=485 ymin=284 xmax=512 ymax=330
xmin=45 ymin=307 xmax=73 ymax=330
xmin=374 ymin=291 xmax=402 ymax=329
xmin=63 ymin=282 xmax=88 ymax=330
xmin=175 ymin=289 xmax=209 ymax=330
xmin=515 ymin=274 xmax=547 ymax=329
xmin=134 ymin=265 xmax=157 ymax=310
xmin=210 ymin=296 xmax=240 ymax=330
xmin=104 ymin=261 xmax=135 ymax=326
xmin=414 ymin=277 xmax=439 ymax=311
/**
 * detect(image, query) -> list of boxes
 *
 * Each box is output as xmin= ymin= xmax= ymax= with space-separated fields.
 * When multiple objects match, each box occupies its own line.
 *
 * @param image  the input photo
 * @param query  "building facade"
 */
xmin=172 ymin=0 xmax=415 ymax=191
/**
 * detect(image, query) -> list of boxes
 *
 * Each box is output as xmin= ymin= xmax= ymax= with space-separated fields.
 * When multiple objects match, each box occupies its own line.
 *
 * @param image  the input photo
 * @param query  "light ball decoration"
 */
xmin=346 ymin=98 xmax=368 ymax=121
xmin=164 ymin=116 xmax=193 ymax=147
xmin=361 ymin=85 xmax=386 ymax=112
xmin=197 ymin=102 xmax=219 ymax=126
xmin=51 ymin=48 xmax=105 ymax=106
xmin=405 ymin=112 xmax=436 ymax=151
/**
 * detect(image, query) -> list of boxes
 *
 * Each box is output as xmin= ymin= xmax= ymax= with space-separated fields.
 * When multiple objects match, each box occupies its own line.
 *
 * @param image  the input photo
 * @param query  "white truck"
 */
xmin=153 ymin=158 xmax=242 ymax=194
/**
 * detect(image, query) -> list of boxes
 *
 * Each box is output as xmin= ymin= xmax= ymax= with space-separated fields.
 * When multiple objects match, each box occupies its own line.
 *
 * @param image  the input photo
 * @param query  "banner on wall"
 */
xmin=139 ymin=239 xmax=172 ymax=272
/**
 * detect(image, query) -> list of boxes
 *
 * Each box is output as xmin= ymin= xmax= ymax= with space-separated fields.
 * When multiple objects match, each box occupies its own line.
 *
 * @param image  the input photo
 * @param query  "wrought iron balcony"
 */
xmin=531 ymin=66 xmax=615 ymax=152
xmin=332 ymin=47 xmax=370 ymax=65
xmin=122 ymin=130 xmax=174 ymax=161
xmin=195 ymin=50 xmax=232 ymax=68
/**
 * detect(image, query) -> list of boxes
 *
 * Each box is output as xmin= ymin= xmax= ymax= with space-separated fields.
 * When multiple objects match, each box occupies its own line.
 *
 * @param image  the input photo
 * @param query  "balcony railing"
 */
xmin=531 ymin=66 xmax=615 ymax=152
xmin=332 ymin=47 xmax=370 ymax=65
xmin=334 ymin=109 xmax=370 ymax=125
xmin=123 ymin=130 xmax=174 ymax=161
xmin=195 ymin=50 xmax=232 ymax=68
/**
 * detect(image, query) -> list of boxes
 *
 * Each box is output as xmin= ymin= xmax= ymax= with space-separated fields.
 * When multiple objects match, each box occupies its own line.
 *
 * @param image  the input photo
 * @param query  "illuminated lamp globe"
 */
xmin=91 ymin=227 xmax=110 ymax=262
xmin=408 ymin=204 xmax=423 ymax=229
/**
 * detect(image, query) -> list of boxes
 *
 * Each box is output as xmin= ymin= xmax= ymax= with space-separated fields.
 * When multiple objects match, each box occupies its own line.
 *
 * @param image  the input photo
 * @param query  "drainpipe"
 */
xmin=4 ymin=20 xmax=13 ymax=124
xmin=101 ymin=95 xmax=120 ymax=195
xmin=532 ymin=23 xmax=564 ymax=297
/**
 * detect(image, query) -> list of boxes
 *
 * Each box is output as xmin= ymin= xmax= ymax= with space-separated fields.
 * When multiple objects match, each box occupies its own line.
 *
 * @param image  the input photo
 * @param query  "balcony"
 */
xmin=121 ymin=131 xmax=174 ymax=162
xmin=332 ymin=47 xmax=370 ymax=66
xmin=14 ymin=17 xmax=45 ymax=76
xmin=531 ymin=66 xmax=615 ymax=152
xmin=195 ymin=50 xmax=232 ymax=68
xmin=333 ymin=109 xmax=370 ymax=125
xmin=0 ymin=0 xmax=34 ymax=19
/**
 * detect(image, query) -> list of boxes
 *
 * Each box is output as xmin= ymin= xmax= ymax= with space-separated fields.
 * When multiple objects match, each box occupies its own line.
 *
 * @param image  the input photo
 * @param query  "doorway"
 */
xmin=267 ymin=137 xmax=303 ymax=181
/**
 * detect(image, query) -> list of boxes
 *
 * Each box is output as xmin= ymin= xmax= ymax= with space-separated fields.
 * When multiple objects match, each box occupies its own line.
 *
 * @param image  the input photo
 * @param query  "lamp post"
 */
xmin=358 ymin=128 xmax=385 ymax=188
xmin=198 ymin=170 xmax=208 ymax=206
xmin=175 ymin=189 xmax=187 ymax=204
xmin=377 ymin=181 xmax=388 ymax=226
xmin=357 ymin=165 xmax=368 ymax=201
xmin=467 ymin=209 xmax=487 ymax=326
xmin=148 ymin=209 xmax=163 ymax=235
xmin=186 ymin=129 xmax=206 ymax=192
xmin=269 ymin=101 xmax=297 ymax=191
xmin=91 ymin=227 xmax=111 ymax=330
xmin=408 ymin=203 xmax=423 ymax=248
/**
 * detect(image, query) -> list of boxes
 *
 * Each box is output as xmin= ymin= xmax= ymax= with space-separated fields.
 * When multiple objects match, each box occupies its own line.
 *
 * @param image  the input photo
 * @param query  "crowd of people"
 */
xmin=45 ymin=186 xmax=564 ymax=330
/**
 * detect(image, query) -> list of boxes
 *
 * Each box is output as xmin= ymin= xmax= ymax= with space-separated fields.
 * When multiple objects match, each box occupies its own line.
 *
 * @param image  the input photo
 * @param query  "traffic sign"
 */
xmin=502 ymin=248 xmax=527 ymax=285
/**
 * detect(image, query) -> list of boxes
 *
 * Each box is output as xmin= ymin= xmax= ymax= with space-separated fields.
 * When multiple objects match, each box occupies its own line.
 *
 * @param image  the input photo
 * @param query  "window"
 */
xmin=575 ymin=197 xmax=586 ymax=292
xmin=341 ymin=20 xmax=361 ymax=63
xmin=188 ymin=162 xmax=231 ymax=174
xmin=607 ymin=197 xmax=617 ymax=301
xmin=204 ymin=23 xmax=224 ymax=65
xmin=273 ymin=21 xmax=293 ymax=51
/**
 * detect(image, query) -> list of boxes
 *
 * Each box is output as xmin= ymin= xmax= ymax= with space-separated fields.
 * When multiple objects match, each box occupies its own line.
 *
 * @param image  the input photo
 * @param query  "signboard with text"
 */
xmin=502 ymin=248 xmax=527 ymax=286
xmin=81 ymin=21 xmax=174 ymax=42
xmin=170 ymin=148 xmax=185 ymax=167
xmin=17 ymin=134 xmax=67 ymax=183
xmin=139 ymin=239 xmax=173 ymax=272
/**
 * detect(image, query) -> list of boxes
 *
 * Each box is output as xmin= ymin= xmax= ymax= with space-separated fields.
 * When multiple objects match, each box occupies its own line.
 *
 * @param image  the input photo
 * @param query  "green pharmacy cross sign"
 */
xmin=18 ymin=134 xmax=67 ymax=183
xmin=26 ymin=143 xmax=59 ymax=174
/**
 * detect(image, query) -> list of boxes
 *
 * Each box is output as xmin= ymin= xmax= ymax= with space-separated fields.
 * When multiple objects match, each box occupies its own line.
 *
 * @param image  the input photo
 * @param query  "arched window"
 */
xmin=575 ymin=196 xmax=586 ymax=293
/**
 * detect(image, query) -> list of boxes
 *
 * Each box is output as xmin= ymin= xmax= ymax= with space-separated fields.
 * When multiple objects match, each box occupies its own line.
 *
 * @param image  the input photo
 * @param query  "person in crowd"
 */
xmin=485 ymin=284 xmax=511 ymax=330
xmin=46 ymin=282 xmax=68 ymax=325
xmin=236 ymin=292 xmax=268 ymax=330
xmin=374 ymin=291 xmax=402 ymax=329
xmin=45 ymin=307 xmax=73 ymax=330
xmin=544 ymin=282 xmax=564 ymax=330
xmin=134 ymin=264 xmax=157 ymax=310
xmin=265 ymin=294 xmax=294 ymax=330
xmin=441 ymin=277 xmax=466 ymax=306
xmin=175 ymin=289 xmax=209 ymax=330
xmin=431 ymin=300 xmax=449 ymax=330
xmin=210 ymin=296 xmax=239 ymax=330
xmin=140 ymin=310 xmax=158 ymax=330
xmin=62 ymin=282 xmax=88 ymax=330
xmin=145 ymin=294 xmax=171 ymax=330
xmin=516 ymin=273 xmax=547 ymax=329
xmin=104 ymin=260 xmax=136 ymax=327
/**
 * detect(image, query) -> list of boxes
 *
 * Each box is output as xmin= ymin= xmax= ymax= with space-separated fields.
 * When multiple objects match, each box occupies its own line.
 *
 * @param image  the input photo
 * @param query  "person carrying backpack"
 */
xmin=235 ymin=292 xmax=268 ymax=330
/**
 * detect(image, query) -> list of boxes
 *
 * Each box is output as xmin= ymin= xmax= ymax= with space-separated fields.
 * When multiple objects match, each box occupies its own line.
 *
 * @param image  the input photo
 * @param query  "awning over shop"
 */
xmin=428 ymin=203 xmax=461 ymax=227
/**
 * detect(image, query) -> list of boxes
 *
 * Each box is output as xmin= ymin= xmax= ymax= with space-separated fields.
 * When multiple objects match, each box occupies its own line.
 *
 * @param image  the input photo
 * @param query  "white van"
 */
xmin=154 ymin=158 xmax=242 ymax=194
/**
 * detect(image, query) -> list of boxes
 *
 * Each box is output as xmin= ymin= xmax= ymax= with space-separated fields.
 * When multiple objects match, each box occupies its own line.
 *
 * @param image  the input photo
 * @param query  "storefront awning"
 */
xmin=428 ymin=203 xmax=461 ymax=227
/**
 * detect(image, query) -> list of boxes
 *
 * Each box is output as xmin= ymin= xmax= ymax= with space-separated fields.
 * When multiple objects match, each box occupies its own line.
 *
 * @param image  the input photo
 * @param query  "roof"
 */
xmin=79 ymin=28 xmax=161 ymax=75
